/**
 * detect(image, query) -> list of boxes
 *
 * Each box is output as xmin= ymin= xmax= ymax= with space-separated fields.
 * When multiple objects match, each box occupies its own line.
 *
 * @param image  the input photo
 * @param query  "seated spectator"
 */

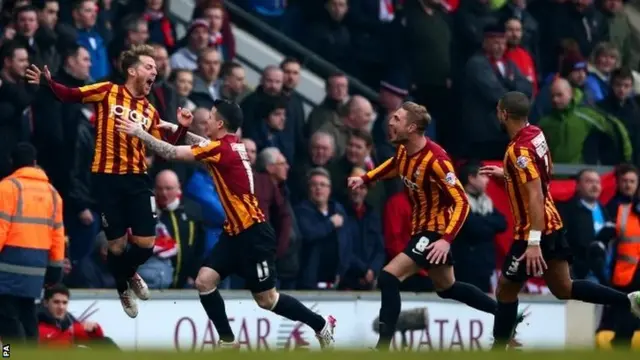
xmin=586 ymin=42 xmax=621 ymax=102
xmin=249 ymin=96 xmax=291 ymax=162
xmin=453 ymin=161 xmax=505 ymax=293
xmin=169 ymin=19 xmax=209 ymax=71
xmin=305 ymin=72 xmax=350 ymax=138
xmin=64 ymin=233 xmax=115 ymax=289
xmin=319 ymin=95 xmax=375 ymax=158
xmin=607 ymin=164 xmax=640 ymax=217
xmin=38 ymin=284 xmax=118 ymax=349
xmin=138 ymin=170 xmax=205 ymax=289
xmin=295 ymin=167 xmax=351 ymax=290
xmin=340 ymin=167 xmax=384 ymax=291
xmin=597 ymin=68 xmax=640 ymax=167
xmin=306 ymin=0 xmax=352 ymax=72
xmin=241 ymin=65 xmax=284 ymax=136
xmin=289 ymin=131 xmax=335 ymax=204
xmin=219 ymin=61 xmax=249 ymax=103
xmin=540 ymin=78 xmax=632 ymax=164
xmin=170 ymin=68 xmax=196 ymax=111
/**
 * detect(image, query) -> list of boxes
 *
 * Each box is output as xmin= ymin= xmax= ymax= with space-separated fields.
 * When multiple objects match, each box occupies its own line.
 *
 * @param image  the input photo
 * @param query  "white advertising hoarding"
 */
xmin=67 ymin=295 xmax=566 ymax=351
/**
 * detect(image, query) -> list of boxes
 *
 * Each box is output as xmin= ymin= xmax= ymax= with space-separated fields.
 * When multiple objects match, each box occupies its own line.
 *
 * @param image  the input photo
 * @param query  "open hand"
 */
xmin=25 ymin=64 xmax=51 ymax=85
xmin=425 ymin=239 xmax=450 ymax=265
xmin=478 ymin=165 xmax=504 ymax=178
xmin=347 ymin=176 xmax=364 ymax=190
xmin=115 ymin=117 xmax=143 ymax=137
xmin=177 ymin=107 xmax=193 ymax=128
xmin=518 ymin=244 xmax=547 ymax=276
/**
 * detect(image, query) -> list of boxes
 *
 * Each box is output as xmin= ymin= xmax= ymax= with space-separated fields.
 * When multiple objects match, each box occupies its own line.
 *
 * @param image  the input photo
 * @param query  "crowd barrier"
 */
xmin=69 ymin=290 xmax=595 ymax=351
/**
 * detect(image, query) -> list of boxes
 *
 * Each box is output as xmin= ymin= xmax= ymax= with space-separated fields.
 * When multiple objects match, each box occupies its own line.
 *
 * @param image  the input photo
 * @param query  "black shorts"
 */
xmin=92 ymin=173 xmax=156 ymax=240
xmin=403 ymin=231 xmax=455 ymax=269
xmin=501 ymin=230 xmax=573 ymax=283
xmin=203 ymin=222 xmax=277 ymax=293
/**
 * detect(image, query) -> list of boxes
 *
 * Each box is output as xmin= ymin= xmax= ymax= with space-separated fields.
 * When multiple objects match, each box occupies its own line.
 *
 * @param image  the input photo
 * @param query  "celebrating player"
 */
xmin=480 ymin=92 xmax=640 ymax=349
xmin=115 ymin=99 xmax=336 ymax=349
xmin=25 ymin=45 xmax=189 ymax=318
xmin=348 ymin=102 xmax=517 ymax=351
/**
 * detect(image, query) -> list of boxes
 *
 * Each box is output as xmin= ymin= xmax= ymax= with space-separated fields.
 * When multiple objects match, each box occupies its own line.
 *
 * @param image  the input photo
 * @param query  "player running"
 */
xmin=115 ymin=99 xmax=336 ymax=349
xmin=348 ymin=102 xmax=521 ymax=351
xmin=480 ymin=91 xmax=640 ymax=349
xmin=25 ymin=45 xmax=188 ymax=318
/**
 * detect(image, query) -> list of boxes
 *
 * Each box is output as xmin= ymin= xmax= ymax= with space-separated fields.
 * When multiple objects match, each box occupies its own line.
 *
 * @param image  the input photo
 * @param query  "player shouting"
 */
xmin=116 ymin=99 xmax=336 ymax=349
xmin=480 ymin=92 xmax=640 ymax=349
xmin=348 ymin=102 xmax=519 ymax=351
xmin=25 ymin=45 xmax=188 ymax=318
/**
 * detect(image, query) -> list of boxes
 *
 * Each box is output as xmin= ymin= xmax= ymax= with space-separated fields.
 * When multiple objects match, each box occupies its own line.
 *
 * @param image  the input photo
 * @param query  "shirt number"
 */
xmin=231 ymin=143 xmax=255 ymax=194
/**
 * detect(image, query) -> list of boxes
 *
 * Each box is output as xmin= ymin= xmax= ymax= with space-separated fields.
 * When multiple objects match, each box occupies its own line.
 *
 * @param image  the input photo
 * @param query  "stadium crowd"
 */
xmin=0 ymin=0 xmax=639 ymax=302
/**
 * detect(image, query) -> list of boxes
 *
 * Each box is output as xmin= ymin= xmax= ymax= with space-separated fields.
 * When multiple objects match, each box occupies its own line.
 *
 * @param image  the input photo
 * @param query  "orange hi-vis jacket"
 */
xmin=612 ymin=203 xmax=640 ymax=288
xmin=0 ymin=167 xmax=65 ymax=298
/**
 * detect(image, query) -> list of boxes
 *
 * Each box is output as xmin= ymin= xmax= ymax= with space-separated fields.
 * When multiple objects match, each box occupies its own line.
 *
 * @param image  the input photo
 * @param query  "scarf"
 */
xmin=144 ymin=10 xmax=175 ymax=48
xmin=466 ymin=192 xmax=494 ymax=216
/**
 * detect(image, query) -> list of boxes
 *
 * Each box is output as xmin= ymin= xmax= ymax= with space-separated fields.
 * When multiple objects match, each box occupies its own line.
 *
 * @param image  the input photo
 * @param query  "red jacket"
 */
xmin=505 ymin=47 xmax=538 ymax=97
xmin=38 ymin=314 xmax=104 ymax=347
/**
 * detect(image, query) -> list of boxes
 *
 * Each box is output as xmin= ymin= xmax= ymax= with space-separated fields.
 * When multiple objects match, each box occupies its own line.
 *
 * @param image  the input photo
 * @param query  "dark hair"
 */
xmin=44 ymin=283 xmax=70 ymax=301
xmin=615 ymin=164 xmax=639 ymax=179
xmin=119 ymin=44 xmax=155 ymax=74
xmin=214 ymin=99 xmax=243 ymax=132
xmin=10 ymin=142 xmax=37 ymax=170
xmin=61 ymin=43 xmax=87 ymax=61
xmin=611 ymin=67 xmax=634 ymax=84
xmin=325 ymin=71 xmax=346 ymax=85
xmin=220 ymin=61 xmax=242 ymax=79
xmin=32 ymin=0 xmax=58 ymax=11
xmin=122 ymin=14 xmax=147 ymax=33
xmin=13 ymin=5 xmax=37 ymax=22
xmin=349 ymin=128 xmax=373 ymax=147
xmin=458 ymin=160 xmax=482 ymax=186
xmin=0 ymin=41 xmax=27 ymax=61
xmin=499 ymin=91 xmax=530 ymax=120
xmin=280 ymin=57 xmax=301 ymax=69
xmin=72 ymin=0 xmax=94 ymax=11
xmin=168 ymin=68 xmax=192 ymax=83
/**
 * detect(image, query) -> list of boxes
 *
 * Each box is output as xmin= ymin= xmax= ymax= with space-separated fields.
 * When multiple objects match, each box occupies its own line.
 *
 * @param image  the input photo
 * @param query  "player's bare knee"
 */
xmin=430 ymin=266 xmax=455 ymax=292
xmin=129 ymin=235 xmax=155 ymax=248
xmin=107 ymin=237 xmax=127 ymax=255
xmin=195 ymin=267 xmax=220 ymax=293
xmin=253 ymin=288 xmax=278 ymax=310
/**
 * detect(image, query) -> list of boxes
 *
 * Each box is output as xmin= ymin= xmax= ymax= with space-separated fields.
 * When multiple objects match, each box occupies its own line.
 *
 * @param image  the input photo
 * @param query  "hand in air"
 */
xmin=478 ymin=165 xmax=504 ymax=178
xmin=518 ymin=244 xmax=547 ymax=276
xmin=25 ymin=64 xmax=51 ymax=85
xmin=177 ymin=107 xmax=194 ymax=128
xmin=425 ymin=239 xmax=450 ymax=265
xmin=115 ymin=117 xmax=143 ymax=137
xmin=347 ymin=176 xmax=364 ymax=190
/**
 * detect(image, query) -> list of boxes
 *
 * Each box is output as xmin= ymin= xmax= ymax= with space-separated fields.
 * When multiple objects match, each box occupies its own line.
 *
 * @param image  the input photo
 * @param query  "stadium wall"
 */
xmin=68 ymin=290 xmax=595 ymax=351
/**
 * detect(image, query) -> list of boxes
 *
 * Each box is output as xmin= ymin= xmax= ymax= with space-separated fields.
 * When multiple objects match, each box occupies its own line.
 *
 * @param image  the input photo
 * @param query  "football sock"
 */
xmin=492 ymin=300 xmax=519 ymax=348
xmin=123 ymin=244 xmax=154 ymax=279
xmin=106 ymin=251 xmax=128 ymax=293
xmin=271 ymin=293 xmax=326 ymax=332
xmin=199 ymin=289 xmax=235 ymax=342
xmin=437 ymin=282 xmax=497 ymax=314
xmin=571 ymin=280 xmax=630 ymax=309
xmin=376 ymin=271 xmax=402 ymax=350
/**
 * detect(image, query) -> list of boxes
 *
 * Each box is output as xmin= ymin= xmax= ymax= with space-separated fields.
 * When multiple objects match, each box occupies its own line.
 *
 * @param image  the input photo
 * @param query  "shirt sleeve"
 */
xmin=362 ymin=156 xmax=398 ymax=184
xmin=430 ymin=158 xmax=470 ymax=243
xmin=508 ymin=146 xmax=540 ymax=185
xmin=48 ymin=80 xmax=112 ymax=103
xmin=49 ymin=193 xmax=65 ymax=264
xmin=0 ymin=181 xmax=15 ymax=251
xmin=190 ymin=140 xmax=224 ymax=163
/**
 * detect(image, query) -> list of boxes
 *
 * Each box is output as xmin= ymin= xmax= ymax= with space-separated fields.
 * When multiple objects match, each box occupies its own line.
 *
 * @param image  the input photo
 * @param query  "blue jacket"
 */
xmin=344 ymin=204 xmax=385 ymax=276
xmin=185 ymin=168 xmax=225 ymax=255
xmin=76 ymin=29 xmax=110 ymax=81
xmin=295 ymin=200 xmax=351 ymax=289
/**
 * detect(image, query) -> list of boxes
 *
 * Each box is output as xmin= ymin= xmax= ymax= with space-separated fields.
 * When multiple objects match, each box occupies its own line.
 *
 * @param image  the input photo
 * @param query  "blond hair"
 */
xmin=401 ymin=102 xmax=431 ymax=131
xmin=120 ymin=44 xmax=156 ymax=73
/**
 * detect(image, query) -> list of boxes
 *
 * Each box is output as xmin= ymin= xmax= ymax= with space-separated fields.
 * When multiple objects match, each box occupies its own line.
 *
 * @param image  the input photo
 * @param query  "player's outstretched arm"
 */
xmin=26 ymin=64 xmax=110 ymax=103
xmin=361 ymin=156 xmax=398 ymax=184
xmin=157 ymin=120 xmax=208 ymax=145
xmin=116 ymin=118 xmax=195 ymax=161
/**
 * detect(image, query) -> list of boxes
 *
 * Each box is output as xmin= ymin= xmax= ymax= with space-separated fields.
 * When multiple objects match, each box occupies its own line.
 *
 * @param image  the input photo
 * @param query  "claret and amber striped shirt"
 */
xmin=503 ymin=125 xmax=563 ymax=240
xmin=361 ymin=139 xmax=469 ymax=242
xmin=48 ymin=80 xmax=185 ymax=174
xmin=190 ymin=134 xmax=265 ymax=236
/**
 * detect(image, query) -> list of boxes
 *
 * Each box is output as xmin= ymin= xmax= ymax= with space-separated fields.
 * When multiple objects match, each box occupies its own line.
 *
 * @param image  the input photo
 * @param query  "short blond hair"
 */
xmin=401 ymin=102 xmax=431 ymax=131
xmin=120 ymin=44 xmax=155 ymax=73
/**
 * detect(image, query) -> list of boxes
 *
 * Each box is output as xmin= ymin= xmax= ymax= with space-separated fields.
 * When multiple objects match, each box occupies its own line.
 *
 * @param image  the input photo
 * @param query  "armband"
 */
xmin=527 ymin=230 xmax=541 ymax=246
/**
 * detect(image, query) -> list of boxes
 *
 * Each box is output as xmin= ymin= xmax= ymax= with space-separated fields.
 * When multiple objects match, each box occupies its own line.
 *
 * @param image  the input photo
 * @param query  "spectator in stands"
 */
xmin=586 ymin=42 xmax=621 ymax=102
xmin=305 ymin=72 xmax=349 ymax=138
xmin=459 ymin=24 xmax=532 ymax=160
xmin=598 ymin=68 xmax=640 ymax=167
xmin=0 ymin=42 xmax=36 ymax=179
xmin=280 ymin=57 xmax=306 ymax=161
xmin=504 ymin=17 xmax=538 ymax=96
xmin=540 ymin=78 xmax=632 ymax=165
xmin=249 ymin=96 xmax=296 ymax=165
xmin=190 ymin=107 xmax=213 ymax=138
xmin=607 ymin=164 xmax=640 ymax=217
xmin=319 ymin=95 xmax=374 ymax=158
xmin=198 ymin=2 xmax=228 ymax=60
xmin=72 ymin=0 xmax=109 ymax=80
xmin=169 ymin=19 xmax=209 ymax=71
xmin=38 ymin=284 xmax=118 ymax=348
xmin=453 ymin=0 xmax=497 ymax=68
xmin=256 ymin=147 xmax=300 ymax=290
xmin=148 ymin=43 xmax=178 ymax=124
xmin=219 ymin=61 xmax=248 ymax=103
xmin=139 ymin=170 xmax=205 ymax=289
xmin=295 ymin=167 xmax=351 ymax=290
xmin=340 ymin=167 xmax=384 ymax=291
xmin=373 ymin=71 xmax=407 ymax=162
xmin=495 ymin=0 xmax=540 ymax=66
xmin=170 ymin=68 xmax=196 ymax=111
xmin=34 ymin=0 xmax=77 ymax=53
xmin=192 ymin=0 xmax=236 ymax=59
xmin=290 ymin=131 xmax=335 ymax=204
xmin=306 ymin=0 xmax=352 ymax=73
xmin=453 ymin=161 xmax=505 ymax=293
xmin=601 ymin=0 xmax=635 ymax=68
xmin=328 ymin=129 xmax=384 ymax=210
xmin=139 ymin=0 xmax=176 ymax=51
xmin=12 ymin=5 xmax=61 ymax=74
xmin=625 ymin=0 xmax=640 ymax=70
xmin=189 ymin=47 xmax=221 ymax=109
xmin=65 ymin=233 xmax=115 ymax=289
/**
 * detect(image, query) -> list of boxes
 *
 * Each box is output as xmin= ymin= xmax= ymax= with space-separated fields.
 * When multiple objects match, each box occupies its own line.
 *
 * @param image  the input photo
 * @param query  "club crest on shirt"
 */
xmin=198 ymin=140 xmax=211 ymax=148
xmin=516 ymin=156 xmax=529 ymax=169
xmin=444 ymin=172 xmax=457 ymax=186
